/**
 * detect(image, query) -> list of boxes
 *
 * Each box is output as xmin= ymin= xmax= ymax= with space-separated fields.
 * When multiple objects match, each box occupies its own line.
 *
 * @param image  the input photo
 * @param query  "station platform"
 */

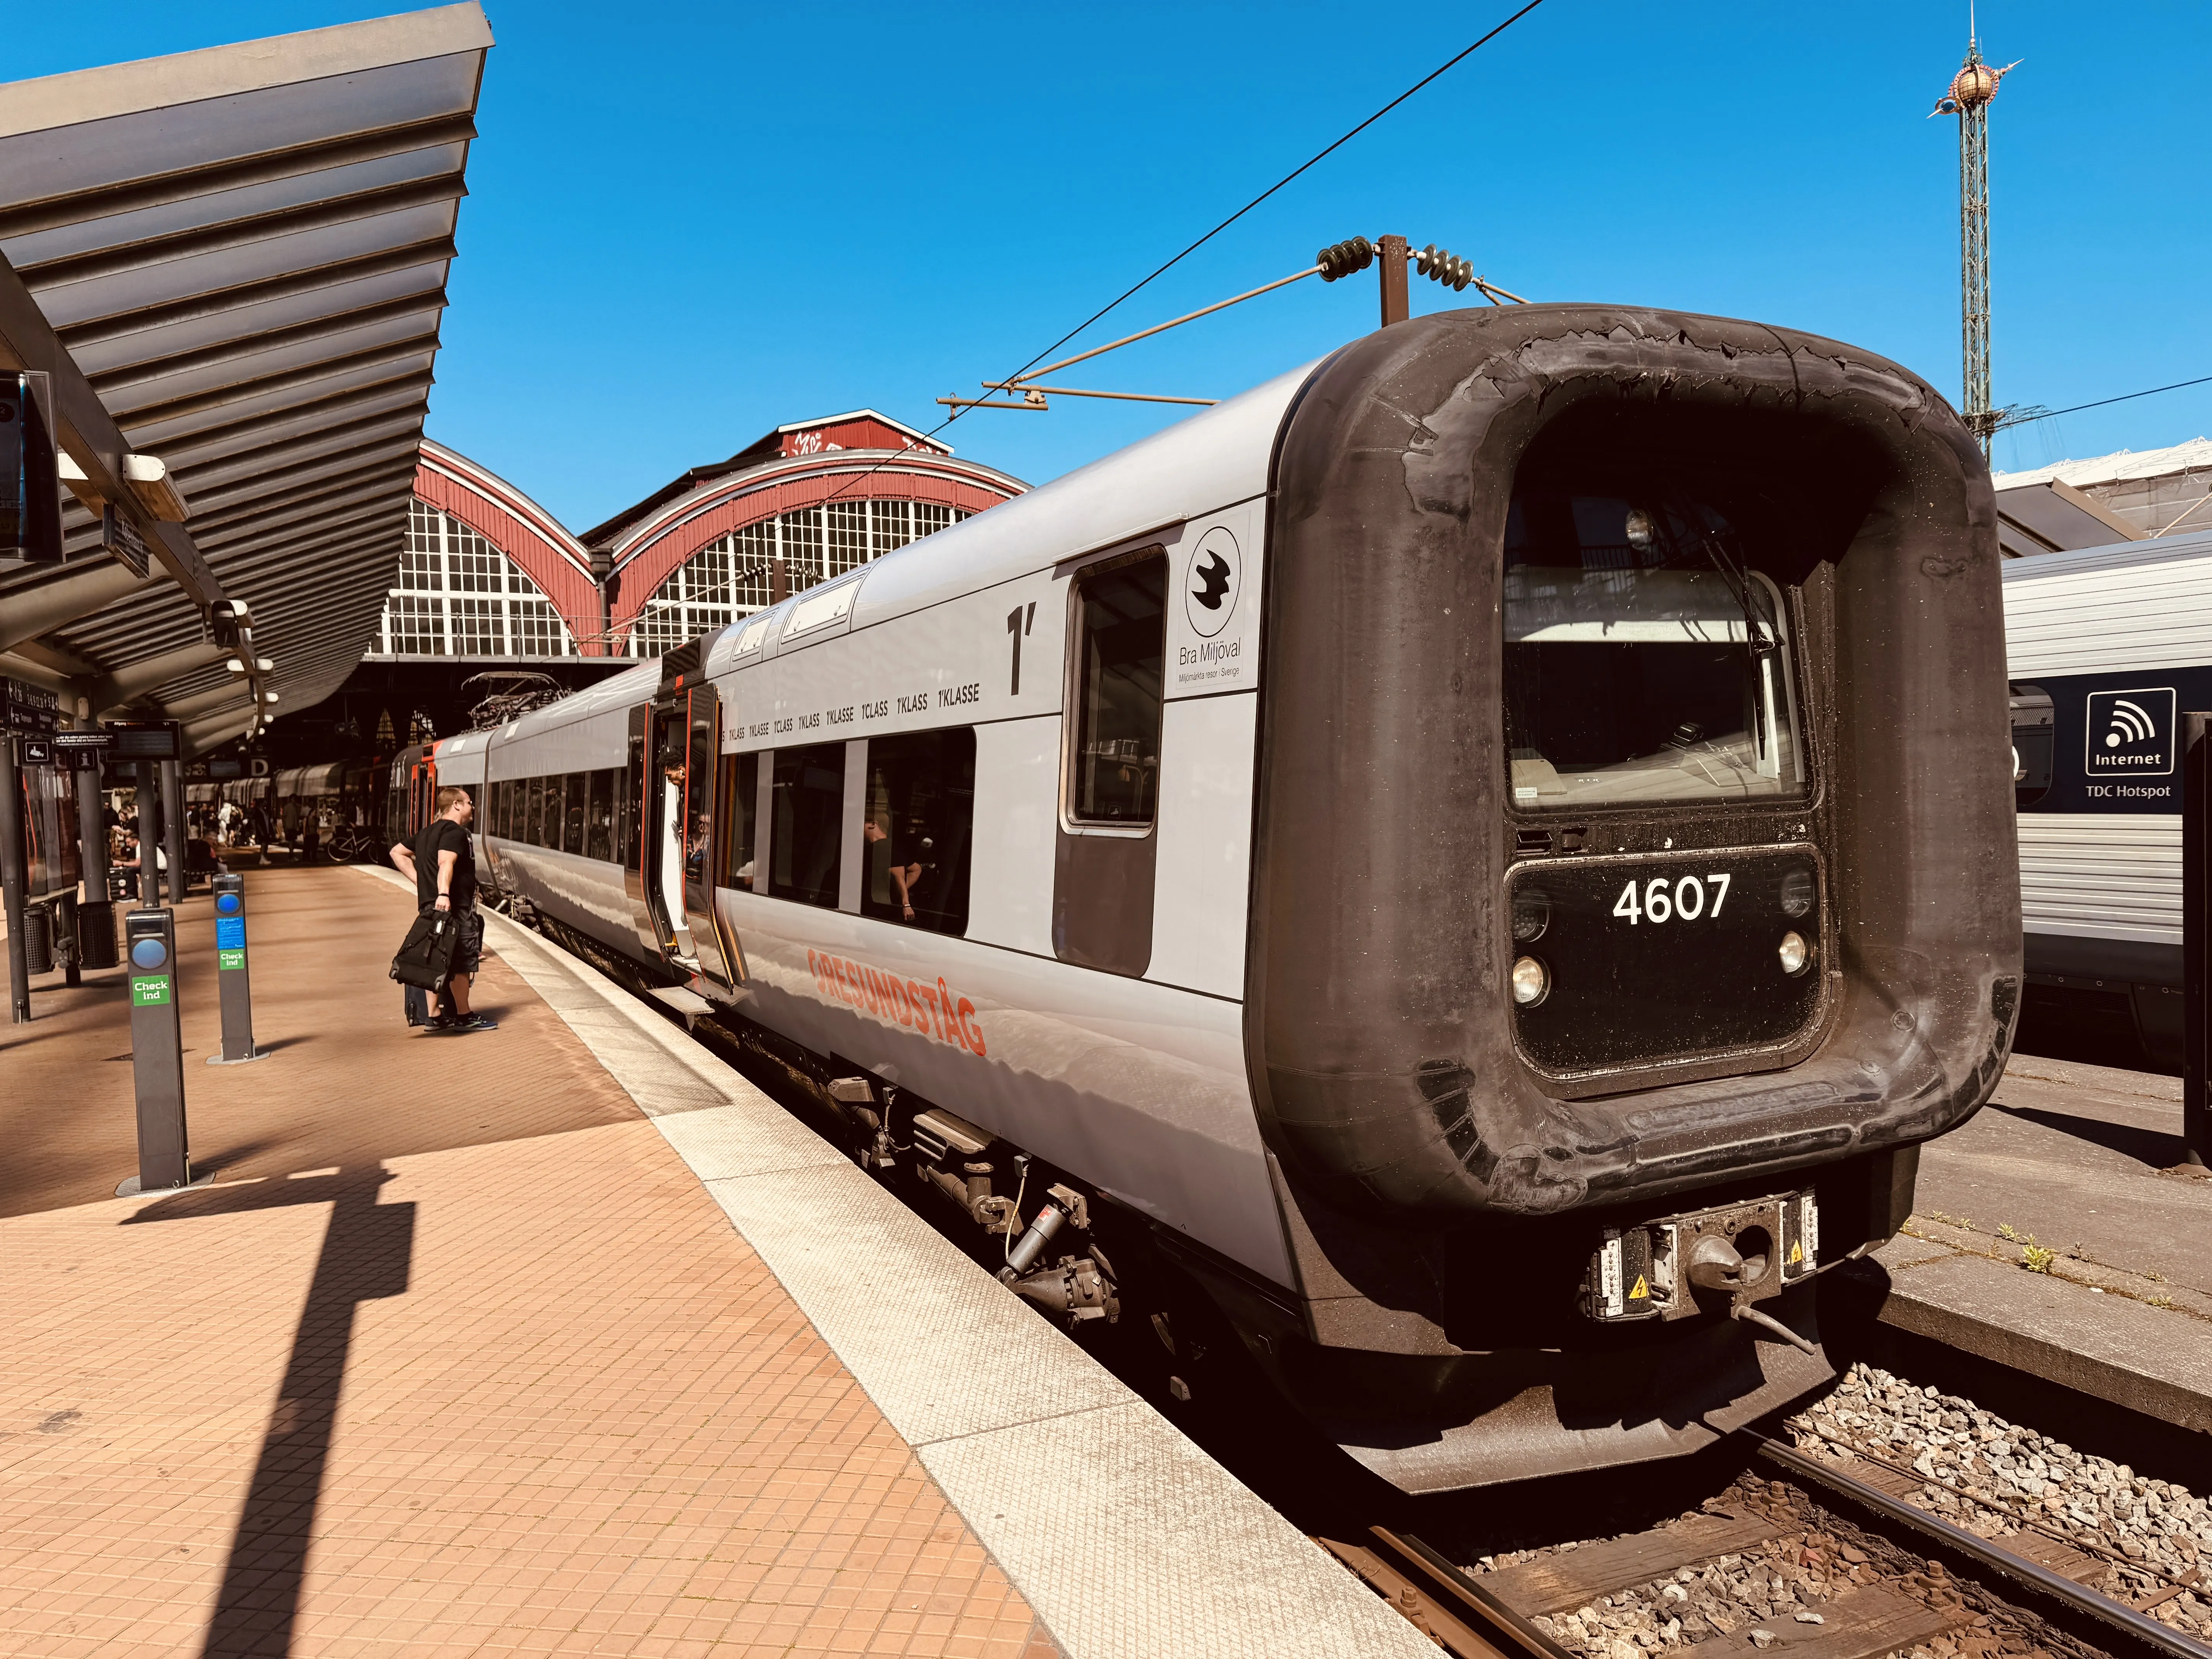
xmin=0 ymin=865 xmax=1424 ymax=1659
xmin=1857 ymin=1052 xmax=2212 ymax=1434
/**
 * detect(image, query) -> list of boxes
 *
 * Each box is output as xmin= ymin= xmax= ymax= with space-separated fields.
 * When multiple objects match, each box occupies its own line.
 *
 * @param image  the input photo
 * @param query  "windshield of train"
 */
xmin=1502 ymin=493 xmax=1805 ymax=811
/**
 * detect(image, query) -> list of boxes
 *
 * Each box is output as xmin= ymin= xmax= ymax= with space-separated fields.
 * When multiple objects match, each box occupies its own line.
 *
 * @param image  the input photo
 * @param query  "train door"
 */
xmin=644 ymin=687 xmax=735 ymax=987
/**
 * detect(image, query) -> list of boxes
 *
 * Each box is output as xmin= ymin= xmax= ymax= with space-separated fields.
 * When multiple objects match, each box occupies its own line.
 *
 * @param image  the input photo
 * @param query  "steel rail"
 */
xmin=1748 ymin=1432 xmax=2212 ymax=1659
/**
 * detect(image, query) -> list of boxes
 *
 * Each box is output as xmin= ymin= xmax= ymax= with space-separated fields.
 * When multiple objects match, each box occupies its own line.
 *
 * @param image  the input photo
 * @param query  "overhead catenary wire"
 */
xmin=2010 ymin=371 xmax=2212 ymax=424
xmin=793 ymin=0 xmax=1550 ymax=516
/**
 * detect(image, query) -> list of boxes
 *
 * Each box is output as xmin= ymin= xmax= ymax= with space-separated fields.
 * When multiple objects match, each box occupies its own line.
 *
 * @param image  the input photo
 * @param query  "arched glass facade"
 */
xmin=380 ymin=502 xmax=578 ymax=658
xmin=625 ymin=498 xmax=968 ymax=657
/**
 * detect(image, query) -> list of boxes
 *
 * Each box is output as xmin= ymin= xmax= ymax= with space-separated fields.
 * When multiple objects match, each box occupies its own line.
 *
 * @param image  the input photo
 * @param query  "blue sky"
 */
xmin=15 ymin=2 xmax=2210 ymax=525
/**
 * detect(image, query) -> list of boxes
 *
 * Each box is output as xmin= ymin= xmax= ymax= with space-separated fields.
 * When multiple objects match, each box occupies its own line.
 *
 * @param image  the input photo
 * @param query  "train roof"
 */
xmin=2002 ymin=522 xmax=2212 ymax=677
xmin=687 ymin=358 xmax=1326 ymax=678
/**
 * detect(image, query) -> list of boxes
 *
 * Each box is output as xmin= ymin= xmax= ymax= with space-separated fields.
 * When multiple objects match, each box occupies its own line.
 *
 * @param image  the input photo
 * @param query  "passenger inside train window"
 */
xmin=563 ymin=772 xmax=587 ymax=855
xmin=526 ymin=776 xmax=547 ymax=846
xmin=862 ymin=729 xmax=974 ymax=935
xmin=1502 ymin=491 xmax=1805 ymax=809
xmin=769 ymin=742 xmax=844 ymax=907
xmin=587 ymin=769 xmax=615 ymax=861
xmin=1069 ymin=553 xmax=1166 ymax=825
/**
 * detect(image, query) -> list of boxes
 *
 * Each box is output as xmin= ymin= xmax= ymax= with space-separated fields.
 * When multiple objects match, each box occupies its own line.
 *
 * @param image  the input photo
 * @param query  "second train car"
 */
xmin=405 ymin=305 xmax=2021 ymax=1491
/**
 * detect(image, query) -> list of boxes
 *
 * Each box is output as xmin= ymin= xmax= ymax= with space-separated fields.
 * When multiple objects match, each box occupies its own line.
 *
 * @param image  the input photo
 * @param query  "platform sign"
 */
xmin=52 ymin=730 xmax=111 ymax=770
xmin=19 ymin=737 xmax=53 ymax=766
xmin=100 ymin=502 xmax=149 ymax=579
xmin=4 ymin=677 xmax=58 ymax=734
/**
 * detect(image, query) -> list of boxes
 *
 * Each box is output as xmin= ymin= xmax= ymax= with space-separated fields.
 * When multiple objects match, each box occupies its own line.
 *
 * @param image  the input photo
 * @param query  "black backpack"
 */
xmin=389 ymin=907 xmax=459 ymax=992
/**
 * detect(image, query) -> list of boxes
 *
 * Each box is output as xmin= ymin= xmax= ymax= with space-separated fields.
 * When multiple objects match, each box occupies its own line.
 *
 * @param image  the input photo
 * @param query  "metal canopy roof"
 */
xmin=0 ymin=4 xmax=490 ymax=755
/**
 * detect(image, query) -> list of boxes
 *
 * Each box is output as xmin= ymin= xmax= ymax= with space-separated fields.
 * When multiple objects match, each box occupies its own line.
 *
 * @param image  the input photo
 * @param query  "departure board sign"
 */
xmin=106 ymin=719 xmax=181 ymax=761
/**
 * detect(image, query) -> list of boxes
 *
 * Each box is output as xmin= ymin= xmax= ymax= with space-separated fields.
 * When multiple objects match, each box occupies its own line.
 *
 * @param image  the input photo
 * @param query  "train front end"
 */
xmin=1245 ymin=306 xmax=2019 ymax=1490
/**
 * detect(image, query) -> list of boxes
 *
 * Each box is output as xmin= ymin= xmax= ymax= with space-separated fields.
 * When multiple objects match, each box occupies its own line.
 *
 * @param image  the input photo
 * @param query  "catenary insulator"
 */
xmin=1317 ymin=237 xmax=1375 ymax=281
xmin=1419 ymin=244 xmax=1474 ymax=291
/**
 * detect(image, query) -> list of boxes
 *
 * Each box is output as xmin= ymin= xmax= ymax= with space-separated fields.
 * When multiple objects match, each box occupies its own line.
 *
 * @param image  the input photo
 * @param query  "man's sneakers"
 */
xmin=422 ymin=1012 xmax=498 ymax=1036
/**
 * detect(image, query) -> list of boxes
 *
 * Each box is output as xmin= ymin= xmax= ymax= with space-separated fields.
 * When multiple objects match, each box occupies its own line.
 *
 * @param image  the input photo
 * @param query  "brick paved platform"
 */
xmin=0 ymin=867 xmax=1047 ymax=1657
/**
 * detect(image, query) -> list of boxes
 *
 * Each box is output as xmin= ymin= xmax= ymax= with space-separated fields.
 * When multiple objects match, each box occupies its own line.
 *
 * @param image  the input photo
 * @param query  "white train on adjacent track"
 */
xmin=2003 ymin=523 xmax=2212 ymax=1069
xmin=395 ymin=305 xmax=2021 ymax=1491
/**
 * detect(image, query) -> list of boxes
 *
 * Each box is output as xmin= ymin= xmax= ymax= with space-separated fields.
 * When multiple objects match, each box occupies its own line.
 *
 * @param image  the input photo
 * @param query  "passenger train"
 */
xmin=390 ymin=306 xmax=2021 ymax=1491
xmin=2005 ymin=523 xmax=2212 ymax=1070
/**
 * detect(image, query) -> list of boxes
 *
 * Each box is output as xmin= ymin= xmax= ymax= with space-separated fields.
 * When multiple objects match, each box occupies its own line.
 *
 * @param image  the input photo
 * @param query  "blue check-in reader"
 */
xmin=209 ymin=873 xmax=261 ymax=1064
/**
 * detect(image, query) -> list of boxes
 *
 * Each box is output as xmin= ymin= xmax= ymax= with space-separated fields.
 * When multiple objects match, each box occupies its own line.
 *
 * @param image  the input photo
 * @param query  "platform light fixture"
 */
xmin=224 ymin=656 xmax=274 ymax=674
xmin=122 ymin=453 xmax=188 ymax=522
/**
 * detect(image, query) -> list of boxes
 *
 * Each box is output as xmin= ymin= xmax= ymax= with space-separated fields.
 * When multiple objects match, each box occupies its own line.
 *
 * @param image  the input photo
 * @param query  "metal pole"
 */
xmin=2 ymin=738 xmax=29 ymax=1024
xmin=1379 ymin=233 xmax=1410 ymax=328
xmin=137 ymin=759 xmax=159 ymax=904
xmin=161 ymin=756 xmax=186 ymax=905
xmin=2185 ymin=713 xmax=2211 ymax=1168
xmin=74 ymin=723 xmax=113 ymax=968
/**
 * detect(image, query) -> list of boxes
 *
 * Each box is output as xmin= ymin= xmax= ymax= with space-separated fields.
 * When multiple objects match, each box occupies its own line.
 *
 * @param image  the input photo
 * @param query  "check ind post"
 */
xmin=210 ymin=873 xmax=262 ymax=1063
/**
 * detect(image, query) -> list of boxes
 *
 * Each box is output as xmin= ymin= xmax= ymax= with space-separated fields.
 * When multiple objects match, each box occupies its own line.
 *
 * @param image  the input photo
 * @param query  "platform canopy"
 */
xmin=0 ymin=4 xmax=491 ymax=756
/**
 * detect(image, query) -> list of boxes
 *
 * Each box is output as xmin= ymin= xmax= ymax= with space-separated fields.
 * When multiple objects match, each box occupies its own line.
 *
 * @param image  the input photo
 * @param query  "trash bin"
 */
xmin=77 ymin=899 xmax=118 ymax=970
xmin=21 ymin=903 xmax=51 ymax=975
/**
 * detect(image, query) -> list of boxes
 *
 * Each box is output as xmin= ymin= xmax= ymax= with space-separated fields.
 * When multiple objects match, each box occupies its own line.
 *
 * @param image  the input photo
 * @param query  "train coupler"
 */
xmin=1583 ymin=1190 xmax=1819 ymax=1324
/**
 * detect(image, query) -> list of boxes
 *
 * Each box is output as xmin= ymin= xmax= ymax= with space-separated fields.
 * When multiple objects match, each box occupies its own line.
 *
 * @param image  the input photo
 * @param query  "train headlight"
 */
xmin=1778 ymin=931 xmax=1811 ymax=976
xmin=1511 ymin=888 xmax=1550 ymax=943
xmin=1779 ymin=866 xmax=1814 ymax=919
xmin=1511 ymin=955 xmax=1550 ymax=1006
xmin=1625 ymin=507 xmax=1658 ymax=551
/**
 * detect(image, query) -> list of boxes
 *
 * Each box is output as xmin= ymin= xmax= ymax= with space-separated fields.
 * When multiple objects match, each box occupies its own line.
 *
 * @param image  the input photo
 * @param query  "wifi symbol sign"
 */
xmin=2085 ymin=687 xmax=2175 ymax=777
xmin=2105 ymin=700 xmax=2155 ymax=747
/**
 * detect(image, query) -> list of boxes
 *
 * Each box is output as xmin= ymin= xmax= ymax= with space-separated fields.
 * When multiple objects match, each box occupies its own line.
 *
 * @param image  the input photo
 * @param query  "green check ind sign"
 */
xmin=131 ymin=974 xmax=173 ymax=1006
xmin=218 ymin=948 xmax=246 ymax=971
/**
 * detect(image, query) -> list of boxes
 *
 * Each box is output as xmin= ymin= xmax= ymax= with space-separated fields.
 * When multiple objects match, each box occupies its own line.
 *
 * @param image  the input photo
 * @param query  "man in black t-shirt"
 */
xmin=388 ymin=785 xmax=496 ymax=1035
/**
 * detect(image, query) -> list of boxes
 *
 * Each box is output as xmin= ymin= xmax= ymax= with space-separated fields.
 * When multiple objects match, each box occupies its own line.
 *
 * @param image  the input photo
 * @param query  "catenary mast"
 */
xmin=1931 ymin=12 xmax=2019 ymax=453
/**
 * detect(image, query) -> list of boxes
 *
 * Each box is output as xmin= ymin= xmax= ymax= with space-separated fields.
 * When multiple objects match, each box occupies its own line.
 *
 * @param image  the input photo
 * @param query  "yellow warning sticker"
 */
xmin=1628 ymin=1274 xmax=1649 ymax=1300
xmin=1788 ymin=1242 xmax=1803 ymax=1264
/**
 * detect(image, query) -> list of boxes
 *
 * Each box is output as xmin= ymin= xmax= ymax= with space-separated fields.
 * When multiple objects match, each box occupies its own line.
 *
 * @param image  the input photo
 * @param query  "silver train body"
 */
xmin=405 ymin=307 xmax=2021 ymax=1491
xmin=2004 ymin=524 xmax=2212 ymax=1068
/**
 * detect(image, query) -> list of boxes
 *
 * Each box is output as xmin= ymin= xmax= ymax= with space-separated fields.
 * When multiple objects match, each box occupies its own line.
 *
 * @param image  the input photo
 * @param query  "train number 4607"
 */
xmin=1613 ymin=873 xmax=1731 ymax=925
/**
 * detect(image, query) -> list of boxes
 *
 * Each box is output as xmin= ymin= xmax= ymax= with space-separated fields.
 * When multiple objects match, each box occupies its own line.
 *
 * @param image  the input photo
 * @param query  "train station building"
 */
xmin=316 ymin=414 xmax=1026 ymax=751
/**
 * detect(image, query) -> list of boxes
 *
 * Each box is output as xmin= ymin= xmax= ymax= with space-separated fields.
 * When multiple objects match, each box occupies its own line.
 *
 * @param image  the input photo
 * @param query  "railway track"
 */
xmin=515 ymin=914 xmax=2210 ymax=1659
xmin=1328 ymin=1432 xmax=2211 ymax=1659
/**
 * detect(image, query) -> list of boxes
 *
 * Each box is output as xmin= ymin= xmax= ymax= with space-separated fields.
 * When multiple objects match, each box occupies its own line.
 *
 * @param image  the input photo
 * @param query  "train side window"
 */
xmin=587 ymin=768 xmax=616 ymax=860
xmin=1067 ymin=553 xmax=1167 ymax=825
xmin=723 ymin=753 xmax=759 ymax=889
xmin=769 ymin=742 xmax=844 ymax=907
xmin=527 ymin=776 xmax=547 ymax=847
xmin=2010 ymin=682 xmax=2054 ymax=809
xmin=622 ymin=727 xmax=644 ymax=870
xmin=864 ymin=729 xmax=974 ymax=935
xmin=563 ymin=772 xmax=587 ymax=855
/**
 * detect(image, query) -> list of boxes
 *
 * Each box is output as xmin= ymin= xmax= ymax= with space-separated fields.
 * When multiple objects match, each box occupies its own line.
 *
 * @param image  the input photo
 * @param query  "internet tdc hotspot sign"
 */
xmin=2086 ymin=687 xmax=2175 ymax=778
